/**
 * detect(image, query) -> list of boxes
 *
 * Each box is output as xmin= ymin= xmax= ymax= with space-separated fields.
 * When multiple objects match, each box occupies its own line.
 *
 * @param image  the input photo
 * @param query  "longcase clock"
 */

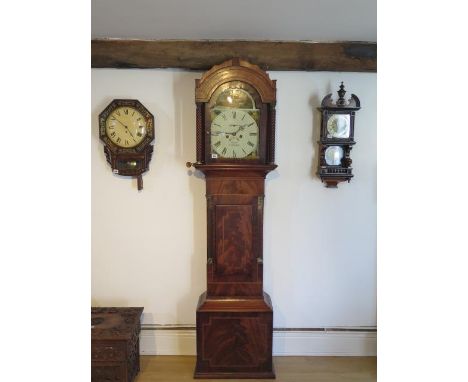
xmin=187 ymin=58 xmax=277 ymax=379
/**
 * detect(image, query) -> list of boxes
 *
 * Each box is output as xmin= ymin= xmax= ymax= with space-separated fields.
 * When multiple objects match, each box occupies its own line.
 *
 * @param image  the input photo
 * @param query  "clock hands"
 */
xmin=113 ymin=116 xmax=127 ymax=129
xmin=125 ymin=127 xmax=137 ymax=142
xmin=212 ymin=130 xmax=239 ymax=138
xmin=112 ymin=116 xmax=137 ymax=142
xmin=211 ymin=124 xmax=250 ymax=136
xmin=231 ymin=123 xmax=255 ymax=133
xmin=230 ymin=123 xmax=247 ymax=129
xmin=229 ymin=124 xmax=250 ymax=137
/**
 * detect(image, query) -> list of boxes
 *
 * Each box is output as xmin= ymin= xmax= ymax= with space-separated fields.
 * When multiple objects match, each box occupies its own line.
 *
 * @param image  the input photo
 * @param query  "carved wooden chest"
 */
xmin=91 ymin=307 xmax=144 ymax=382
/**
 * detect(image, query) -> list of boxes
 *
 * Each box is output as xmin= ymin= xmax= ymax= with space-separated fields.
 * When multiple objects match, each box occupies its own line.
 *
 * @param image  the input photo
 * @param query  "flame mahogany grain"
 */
xmin=193 ymin=60 xmax=276 ymax=379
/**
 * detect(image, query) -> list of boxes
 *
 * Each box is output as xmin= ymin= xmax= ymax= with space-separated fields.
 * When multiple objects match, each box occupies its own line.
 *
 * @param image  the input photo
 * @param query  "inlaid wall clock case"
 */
xmin=99 ymin=99 xmax=155 ymax=190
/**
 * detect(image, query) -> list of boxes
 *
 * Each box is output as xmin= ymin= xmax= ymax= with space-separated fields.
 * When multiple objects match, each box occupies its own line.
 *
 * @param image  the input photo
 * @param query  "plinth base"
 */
xmin=194 ymin=292 xmax=275 ymax=379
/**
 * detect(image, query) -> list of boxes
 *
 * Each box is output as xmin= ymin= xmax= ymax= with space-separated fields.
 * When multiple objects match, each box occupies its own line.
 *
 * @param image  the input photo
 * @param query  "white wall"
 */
xmin=92 ymin=0 xmax=376 ymax=42
xmin=91 ymin=69 xmax=376 ymax=330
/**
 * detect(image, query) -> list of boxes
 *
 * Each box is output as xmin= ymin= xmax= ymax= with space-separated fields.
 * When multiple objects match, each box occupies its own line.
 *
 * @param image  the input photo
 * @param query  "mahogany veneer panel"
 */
xmin=214 ymin=204 xmax=254 ymax=279
xmin=205 ymin=174 xmax=266 ymax=298
xmin=195 ymin=293 xmax=274 ymax=379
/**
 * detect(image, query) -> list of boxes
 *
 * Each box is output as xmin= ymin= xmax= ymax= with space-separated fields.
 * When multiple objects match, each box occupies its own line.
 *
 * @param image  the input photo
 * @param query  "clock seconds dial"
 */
xmin=105 ymin=107 xmax=147 ymax=148
xmin=210 ymin=110 xmax=259 ymax=159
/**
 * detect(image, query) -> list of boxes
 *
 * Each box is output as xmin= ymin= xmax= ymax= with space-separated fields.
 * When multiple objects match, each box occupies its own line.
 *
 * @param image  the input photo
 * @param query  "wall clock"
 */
xmin=318 ymin=82 xmax=360 ymax=188
xmin=187 ymin=58 xmax=276 ymax=379
xmin=99 ymin=99 xmax=155 ymax=190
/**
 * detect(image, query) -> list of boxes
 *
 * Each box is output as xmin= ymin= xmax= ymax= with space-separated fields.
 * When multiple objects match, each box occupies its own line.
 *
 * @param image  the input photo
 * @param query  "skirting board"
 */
xmin=139 ymin=328 xmax=376 ymax=356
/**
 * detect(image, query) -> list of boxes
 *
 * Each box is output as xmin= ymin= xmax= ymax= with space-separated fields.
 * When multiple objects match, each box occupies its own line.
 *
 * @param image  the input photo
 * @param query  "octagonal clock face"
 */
xmin=325 ymin=146 xmax=344 ymax=166
xmin=105 ymin=106 xmax=148 ymax=148
xmin=327 ymin=114 xmax=350 ymax=138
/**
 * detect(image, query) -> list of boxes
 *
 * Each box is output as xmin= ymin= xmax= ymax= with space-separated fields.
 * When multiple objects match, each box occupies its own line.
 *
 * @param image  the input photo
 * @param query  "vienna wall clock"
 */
xmin=318 ymin=83 xmax=360 ymax=188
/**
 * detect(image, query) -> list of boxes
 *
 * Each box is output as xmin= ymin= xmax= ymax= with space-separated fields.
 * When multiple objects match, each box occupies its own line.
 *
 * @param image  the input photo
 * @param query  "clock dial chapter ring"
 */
xmin=105 ymin=106 xmax=148 ymax=148
xmin=327 ymin=114 xmax=350 ymax=138
xmin=210 ymin=109 xmax=258 ymax=159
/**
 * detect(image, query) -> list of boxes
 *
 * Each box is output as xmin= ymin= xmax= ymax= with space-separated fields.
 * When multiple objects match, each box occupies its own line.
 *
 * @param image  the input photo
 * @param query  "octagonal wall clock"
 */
xmin=99 ymin=99 xmax=155 ymax=190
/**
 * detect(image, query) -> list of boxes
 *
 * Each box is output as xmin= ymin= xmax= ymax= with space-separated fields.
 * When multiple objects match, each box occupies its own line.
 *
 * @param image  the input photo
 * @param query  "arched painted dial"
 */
xmin=210 ymin=110 xmax=259 ymax=159
xmin=105 ymin=106 xmax=147 ymax=148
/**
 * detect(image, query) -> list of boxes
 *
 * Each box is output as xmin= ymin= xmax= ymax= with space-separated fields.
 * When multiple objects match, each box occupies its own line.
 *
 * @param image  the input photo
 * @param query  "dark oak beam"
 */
xmin=91 ymin=39 xmax=376 ymax=72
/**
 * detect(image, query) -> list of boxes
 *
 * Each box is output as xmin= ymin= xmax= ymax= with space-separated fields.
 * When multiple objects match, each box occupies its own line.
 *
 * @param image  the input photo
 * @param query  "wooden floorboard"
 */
xmin=136 ymin=355 xmax=377 ymax=382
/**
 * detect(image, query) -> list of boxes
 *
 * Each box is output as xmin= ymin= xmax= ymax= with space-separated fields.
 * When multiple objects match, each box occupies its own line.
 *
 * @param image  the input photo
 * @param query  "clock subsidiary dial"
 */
xmin=324 ymin=146 xmax=344 ymax=165
xmin=211 ymin=110 xmax=259 ymax=159
xmin=327 ymin=114 xmax=350 ymax=138
xmin=105 ymin=106 xmax=147 ymax=148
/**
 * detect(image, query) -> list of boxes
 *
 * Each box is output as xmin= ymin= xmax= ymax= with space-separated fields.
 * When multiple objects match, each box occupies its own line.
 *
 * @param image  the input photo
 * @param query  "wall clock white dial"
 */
xmin=105 ymin=106 xmax=147 ymax=148
xmin=327 ymin=114 xmax=350 ymax=138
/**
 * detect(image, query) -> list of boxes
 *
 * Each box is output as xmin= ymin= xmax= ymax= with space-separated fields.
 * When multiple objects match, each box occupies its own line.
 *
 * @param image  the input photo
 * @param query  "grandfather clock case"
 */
xmin=191 ymin=59 xmax=276 ymax=379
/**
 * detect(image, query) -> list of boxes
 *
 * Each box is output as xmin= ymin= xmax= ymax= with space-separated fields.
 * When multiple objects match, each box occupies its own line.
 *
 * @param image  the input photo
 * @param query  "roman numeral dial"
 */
xmin=210 ymin=110 xmax=259 ymax=159
xmin=105 ymin=106 xmax=147 ymax=148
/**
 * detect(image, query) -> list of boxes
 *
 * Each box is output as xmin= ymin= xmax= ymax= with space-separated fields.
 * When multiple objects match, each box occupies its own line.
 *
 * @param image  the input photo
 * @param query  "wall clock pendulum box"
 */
xmin=187 ymin=58 xmax=277 ymax=379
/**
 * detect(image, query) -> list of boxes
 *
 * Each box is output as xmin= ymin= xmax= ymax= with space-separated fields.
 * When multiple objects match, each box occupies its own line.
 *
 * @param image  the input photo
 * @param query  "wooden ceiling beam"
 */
xmin=91 ymin=39 xmax=376 ymax=72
